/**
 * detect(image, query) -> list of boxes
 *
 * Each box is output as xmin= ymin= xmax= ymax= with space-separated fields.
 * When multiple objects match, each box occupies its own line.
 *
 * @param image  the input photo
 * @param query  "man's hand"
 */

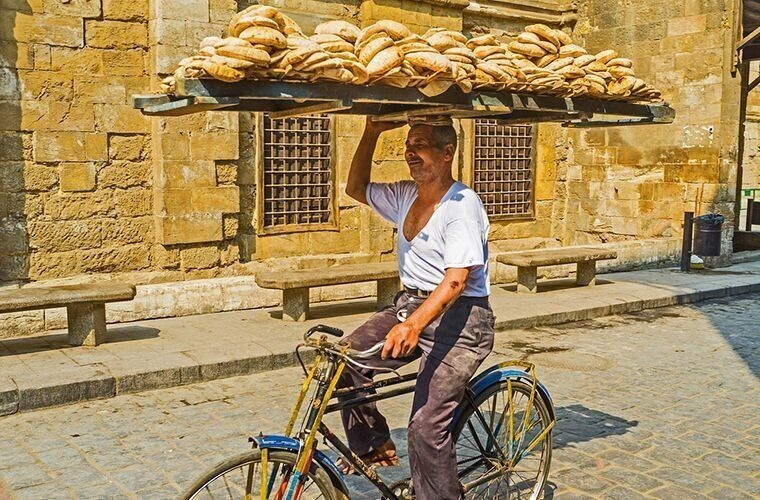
xmin=364 ymin=116 xmax=405 ymax=136
xmin=381 ymin=322 xmax=421 ymax=359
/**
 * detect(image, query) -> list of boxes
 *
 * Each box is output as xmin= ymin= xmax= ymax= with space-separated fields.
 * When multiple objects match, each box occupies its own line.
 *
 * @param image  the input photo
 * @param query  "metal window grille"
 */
xmin=472 ymin=120 xmax=535 ymax=219
xmin=261 ymin=114 xmax=335 ymax=230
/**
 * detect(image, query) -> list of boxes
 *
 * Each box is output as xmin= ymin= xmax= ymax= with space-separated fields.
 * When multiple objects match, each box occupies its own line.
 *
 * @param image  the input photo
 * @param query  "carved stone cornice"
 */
xmin=414 ymin=0 xmax=471 ymax=9
xmin=465 ymin=0 xmax=578 ymax=26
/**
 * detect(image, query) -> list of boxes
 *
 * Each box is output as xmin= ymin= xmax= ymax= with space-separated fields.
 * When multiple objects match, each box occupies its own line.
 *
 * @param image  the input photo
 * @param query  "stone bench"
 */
xmin=256 ymin=262 xmax=400 ymax=321
xmin=496 ymin=247 xmax=618 ymax=293
xmin=0 ymin=283 xmax=136 ymax=346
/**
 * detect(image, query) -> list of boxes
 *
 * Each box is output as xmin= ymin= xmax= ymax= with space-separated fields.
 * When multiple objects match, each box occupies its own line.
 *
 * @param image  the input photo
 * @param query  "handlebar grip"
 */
xmin=315 ymin=324 xmax=344 ymax=338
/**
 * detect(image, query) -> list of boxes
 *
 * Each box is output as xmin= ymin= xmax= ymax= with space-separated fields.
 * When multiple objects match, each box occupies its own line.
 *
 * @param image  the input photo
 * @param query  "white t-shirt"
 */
xmin=366 ymin=181 xmax=490 ymax=297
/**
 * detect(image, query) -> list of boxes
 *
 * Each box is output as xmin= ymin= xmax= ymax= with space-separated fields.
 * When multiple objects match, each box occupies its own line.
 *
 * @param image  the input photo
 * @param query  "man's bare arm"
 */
xmin=345 ymin=117 xmax=404 ymax=205
xmin=382 ymin=267 xmax=470 ymax=359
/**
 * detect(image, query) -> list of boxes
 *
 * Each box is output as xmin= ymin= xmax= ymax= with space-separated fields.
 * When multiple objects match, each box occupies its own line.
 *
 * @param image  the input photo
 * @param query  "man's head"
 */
xmin=405 ymin=123 xmax=457 ymax=184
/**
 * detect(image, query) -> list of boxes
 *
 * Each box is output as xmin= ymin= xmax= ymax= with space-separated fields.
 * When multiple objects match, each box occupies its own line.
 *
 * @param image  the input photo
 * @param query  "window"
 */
xmin=258 ymin=114 xmax=337 ymax=233
xmin=472 ymin=120 xmax=535 ymax=219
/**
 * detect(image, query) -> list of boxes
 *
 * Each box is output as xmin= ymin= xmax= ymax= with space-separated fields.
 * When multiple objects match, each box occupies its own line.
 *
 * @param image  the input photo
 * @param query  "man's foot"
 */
xmin=336 ymin=440 xmax=399 ymax=475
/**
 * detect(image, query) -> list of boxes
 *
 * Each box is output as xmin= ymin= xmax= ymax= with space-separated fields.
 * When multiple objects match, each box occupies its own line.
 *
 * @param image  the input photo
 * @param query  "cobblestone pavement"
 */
xmin=0 ymin=294 xmax=758 ymax=499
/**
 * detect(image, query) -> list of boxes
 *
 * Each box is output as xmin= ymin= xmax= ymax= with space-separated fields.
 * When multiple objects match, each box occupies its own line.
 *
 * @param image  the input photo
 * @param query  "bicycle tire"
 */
xmin=452 ymin=379 xmax=553 ymax=499
xmin=182 ymin=449 xmax=341 ymax=500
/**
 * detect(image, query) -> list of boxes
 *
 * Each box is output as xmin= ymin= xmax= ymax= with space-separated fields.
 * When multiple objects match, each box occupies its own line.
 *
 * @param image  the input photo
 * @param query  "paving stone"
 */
xmin=698 ymin=451 xmax=757 ymax=473
xmin=552 ymin=490 xmax=596 ymax=500
xmin=35 ymin=446 xmax=89 ymax=469
xmin=85 ymin=449 xmax=142 ymax=471
xmin=137 ymin=483 xmax=182 ymax=498
xmin=595 ymin=449 xmax=659 ymax=472
xmin=109 ymin=464 xmax=170 ymax=492
xmin=66 ymin=432 xmax=121 ymax=453
xmin=597 ymin=466 xmax=663 ymax=492
xmin=648 ymin=465 xmax=718 ymax=494
xmin=601 ymin=485 xmax=649 ymax=499
xmin=706 ymin=486 xmax=756 ymax=499
xmin=11 ymin=481 xmax=75 ymax=499
xmin=552 ymin=469 xmax=612 ymax=494
xmin=0 ymin=440 xmax=35 ymax=469
xmin=0 ymin=464 xmax=52 ymax=489
xmin=649 ymin=484 xmax=711 ymax=499
xmin=21 ymin=436 xmax=71 ymax=453
xmin=55 ymin=465 xmax=112 ymax=490
xmin=75 ymin=482 xmax=128 ymax=499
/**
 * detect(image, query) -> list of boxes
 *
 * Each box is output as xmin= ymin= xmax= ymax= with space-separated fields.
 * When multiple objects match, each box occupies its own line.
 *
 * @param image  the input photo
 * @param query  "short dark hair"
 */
xmin=430 ymin=125 xmax=458 ymax=151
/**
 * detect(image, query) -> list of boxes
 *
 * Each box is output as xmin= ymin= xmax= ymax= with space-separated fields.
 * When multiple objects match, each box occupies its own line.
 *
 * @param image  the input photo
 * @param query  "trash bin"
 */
xmin=692 ymin=213 xmax=724 ymax=256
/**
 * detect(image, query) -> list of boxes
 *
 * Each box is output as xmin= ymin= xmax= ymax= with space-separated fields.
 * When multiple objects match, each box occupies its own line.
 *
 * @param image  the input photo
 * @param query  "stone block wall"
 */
xmin=743 ymin=61 xmax=760 ymax=190
xmin=1 ymin=0 xmax=153 ymax=283
xmin=566 ymin=0 xmax=740 ymax=262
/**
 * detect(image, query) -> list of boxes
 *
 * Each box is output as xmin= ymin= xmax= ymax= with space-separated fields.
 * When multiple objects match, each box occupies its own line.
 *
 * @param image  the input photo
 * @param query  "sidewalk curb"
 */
xmin=494 ymin=281 xmax=760 ymax=331
xmin=1 ymin=278 xmax=758 ymax=416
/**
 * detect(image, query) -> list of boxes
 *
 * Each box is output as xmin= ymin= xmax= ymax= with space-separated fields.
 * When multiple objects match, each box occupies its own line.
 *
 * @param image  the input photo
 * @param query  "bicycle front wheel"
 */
xmin=453 ymin=379 xmax=553 ymax=499
xmin=182 ymin=449 xmax=339 ymax=500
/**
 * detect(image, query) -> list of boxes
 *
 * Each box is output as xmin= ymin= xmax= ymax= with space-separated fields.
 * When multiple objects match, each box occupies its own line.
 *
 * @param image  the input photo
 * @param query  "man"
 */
xmin=339 ymin=115 xmax=495 ymax=500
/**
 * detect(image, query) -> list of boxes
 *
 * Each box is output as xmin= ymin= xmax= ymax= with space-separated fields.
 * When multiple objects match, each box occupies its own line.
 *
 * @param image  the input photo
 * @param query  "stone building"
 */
xmin=0 ymin=0 xmax=747 ymax=336
xmin=741 ymin=61 xmax=759 ymax=201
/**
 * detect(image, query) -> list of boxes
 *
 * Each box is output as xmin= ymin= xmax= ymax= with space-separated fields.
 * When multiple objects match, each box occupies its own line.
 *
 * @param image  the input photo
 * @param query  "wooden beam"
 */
xmin=737 ymin=25 xmax=760 ymax=51
xmin=267 ymin=99 xmax=352 ymax=119
xmin=750 ymin=74 xmax=760 ymax=92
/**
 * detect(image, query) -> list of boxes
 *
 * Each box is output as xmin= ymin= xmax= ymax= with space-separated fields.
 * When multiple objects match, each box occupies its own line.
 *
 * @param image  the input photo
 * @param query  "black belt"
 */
xmin=404 ymin=287 xmax=432 ymax=298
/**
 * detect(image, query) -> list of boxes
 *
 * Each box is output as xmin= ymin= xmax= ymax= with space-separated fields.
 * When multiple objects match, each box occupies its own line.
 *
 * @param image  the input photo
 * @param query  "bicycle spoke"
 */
xmin=466 ymin=420 xmax=492 ymax=457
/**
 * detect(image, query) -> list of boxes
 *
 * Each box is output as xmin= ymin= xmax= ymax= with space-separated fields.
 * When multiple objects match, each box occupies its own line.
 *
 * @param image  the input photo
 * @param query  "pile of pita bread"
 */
xmin=159 ymin=5 xmax=661 ymax=102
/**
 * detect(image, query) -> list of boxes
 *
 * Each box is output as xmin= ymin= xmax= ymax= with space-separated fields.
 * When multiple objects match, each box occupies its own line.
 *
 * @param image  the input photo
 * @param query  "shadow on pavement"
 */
xmin=268 ymin=298 xmax=378 ymax=321
xmin=500 ymin=278 xmax=615 ymax=294
xmin=553 ymin=403 xmax=637 ymax=449
xmin=0 ymin=326 xmax=161 ymax=356
xmin=689 ymin=295 xmax=759 ymax=380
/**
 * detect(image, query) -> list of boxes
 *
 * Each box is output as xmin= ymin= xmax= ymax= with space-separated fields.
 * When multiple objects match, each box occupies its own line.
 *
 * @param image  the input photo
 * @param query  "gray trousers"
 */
xmin=338 ymin=292 xmax=495 ymax=500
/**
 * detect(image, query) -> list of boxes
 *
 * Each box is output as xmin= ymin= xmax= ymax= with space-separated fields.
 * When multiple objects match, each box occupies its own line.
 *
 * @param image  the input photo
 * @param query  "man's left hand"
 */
xmin=381 ymin=322 xmax=421 ymax=359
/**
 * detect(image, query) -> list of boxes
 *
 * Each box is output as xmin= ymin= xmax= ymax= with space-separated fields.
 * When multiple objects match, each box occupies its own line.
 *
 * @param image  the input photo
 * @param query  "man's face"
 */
xmin=404 ymin=125 xmax=454 ymax=184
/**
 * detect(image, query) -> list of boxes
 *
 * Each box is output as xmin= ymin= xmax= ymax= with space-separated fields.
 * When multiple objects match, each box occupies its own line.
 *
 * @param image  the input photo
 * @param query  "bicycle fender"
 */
xmin=466 ymin=368 xmax=556 ymax=421
xmin=255 ymin=435 xmax=349 ymax=496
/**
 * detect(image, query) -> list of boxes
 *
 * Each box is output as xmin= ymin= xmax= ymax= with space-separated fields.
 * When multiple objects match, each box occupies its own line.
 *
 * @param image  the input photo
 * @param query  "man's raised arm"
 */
xmin=345 ymin=117 xmax=404 ymax=205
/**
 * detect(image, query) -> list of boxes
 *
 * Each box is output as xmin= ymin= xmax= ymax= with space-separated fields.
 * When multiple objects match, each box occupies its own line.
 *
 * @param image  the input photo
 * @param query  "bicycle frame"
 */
xmin=254 ymin=335 xmax=555 ymax=500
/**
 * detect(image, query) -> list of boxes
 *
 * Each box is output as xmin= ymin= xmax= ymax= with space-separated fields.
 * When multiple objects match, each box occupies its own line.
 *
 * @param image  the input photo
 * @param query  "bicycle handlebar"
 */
xmin=346 ymin=341 xmax=385 ymax=361
xmin=303 ymin=325 xmax=388 ymax=365
xmin=304 ymin=324 xmax=344 ymax=340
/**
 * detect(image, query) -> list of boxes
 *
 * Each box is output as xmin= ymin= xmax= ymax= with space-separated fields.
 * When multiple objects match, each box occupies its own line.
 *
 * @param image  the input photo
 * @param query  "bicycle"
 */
xmin=182 ymin=324 xmax=556 ymax=499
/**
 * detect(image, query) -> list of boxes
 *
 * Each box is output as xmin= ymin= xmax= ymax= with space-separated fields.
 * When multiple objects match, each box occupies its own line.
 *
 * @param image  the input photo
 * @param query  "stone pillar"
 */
xmin=67 ymin=303 xmax=106 ymax=346
xmin=576 ymin=261 xmax=596 ymax=286
xmin=148 ymin=0 xmax=241 ymax=247
xmin=283 ymin=288 xmax=309 ymax=322
xmin=516 ymin=266 xmax=537 ymax=293
xmin=376 ymin=277 xmax=400 ymax=309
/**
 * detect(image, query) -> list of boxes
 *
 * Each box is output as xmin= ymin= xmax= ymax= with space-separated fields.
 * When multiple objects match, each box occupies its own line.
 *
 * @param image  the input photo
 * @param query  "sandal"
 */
xmin=336 ymin=440 xmax=399 ymax=475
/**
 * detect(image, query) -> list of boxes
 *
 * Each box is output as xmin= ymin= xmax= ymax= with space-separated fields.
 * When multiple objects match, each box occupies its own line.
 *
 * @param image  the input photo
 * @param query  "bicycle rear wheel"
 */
xmin=452 ymin=379 xmax=553 ymax=499
xmin=182 ymin=449 xmax=339 ymax=500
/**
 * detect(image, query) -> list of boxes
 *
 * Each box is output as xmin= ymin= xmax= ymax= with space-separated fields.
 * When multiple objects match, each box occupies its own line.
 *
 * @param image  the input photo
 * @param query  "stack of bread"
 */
xmin=309 ymin=20 xmax=367 ymax=84
xmin=162 ymin=6 xmax=662 ymax=103
xmin=465 ymin=34 xmax=526 ymax=90
xmin=423 ymin=28 xmax=478 ymax=92
xmin=353 ymin=20 xmax=408 ymax=87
